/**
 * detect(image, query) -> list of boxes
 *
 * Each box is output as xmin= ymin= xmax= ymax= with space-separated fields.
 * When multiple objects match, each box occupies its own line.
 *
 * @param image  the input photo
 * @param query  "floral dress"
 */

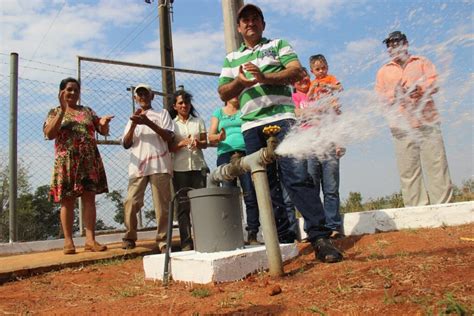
xmin=44 ymin=105 xmax=108 ymax=202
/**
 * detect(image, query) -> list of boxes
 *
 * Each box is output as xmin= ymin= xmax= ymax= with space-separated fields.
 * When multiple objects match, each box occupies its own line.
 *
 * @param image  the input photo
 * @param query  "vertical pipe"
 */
xmin=9 ymin=53 xmax=19 ymax=243
xmin=221 ymin=0 xmax=243 ymax=53
xmin=252 ymin=170 xmax=284 ymax=276
xmin=77 ymin=57 xmax=84 ymax=237
xmin=158 ymin=0 xmax=176 ymax=111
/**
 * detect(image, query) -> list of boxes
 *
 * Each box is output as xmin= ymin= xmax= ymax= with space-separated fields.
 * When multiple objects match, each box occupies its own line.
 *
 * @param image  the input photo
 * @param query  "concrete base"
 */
xmin=299 ymin=201 xmax=474 ymax=240
xmin=143 ymin=243 xmax=299 ymax=284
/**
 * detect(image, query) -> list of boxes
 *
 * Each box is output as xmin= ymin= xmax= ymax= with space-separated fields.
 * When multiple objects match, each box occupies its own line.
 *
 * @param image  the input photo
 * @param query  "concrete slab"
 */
xmin=0 ymin=229 xmax=179 ymax=256
xmin=0 ymin=240 xmax=158 ymax=284
xmin=298 ymin=201 xmax=474 ymax=240
xmin=143 ymin=243 xmax=299 ymax=284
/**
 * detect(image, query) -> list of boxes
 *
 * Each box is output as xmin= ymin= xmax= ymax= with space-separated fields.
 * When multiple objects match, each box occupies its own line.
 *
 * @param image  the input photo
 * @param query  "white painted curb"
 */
xmin=298 ymin=201 xmax=474 ymax=240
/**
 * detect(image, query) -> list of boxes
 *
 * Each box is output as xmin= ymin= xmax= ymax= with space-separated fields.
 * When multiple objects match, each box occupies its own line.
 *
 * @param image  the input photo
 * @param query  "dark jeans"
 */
xmin=307 ymin=152 xmax=342 ymax=231
xmin=173 ymin=170 xmax=206 ymax=249
xmin=217 ymin=151 xmax=260 ymax=233
xmin=280 ymin=179 xmax=299 ymax=237
xmin=243 ymin=118 xmax=330 ymax=242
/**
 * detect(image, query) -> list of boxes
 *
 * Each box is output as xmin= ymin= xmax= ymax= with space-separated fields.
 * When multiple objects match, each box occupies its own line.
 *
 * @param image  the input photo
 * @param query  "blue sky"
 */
xmin=1 ymin=0 xmax=473 ymax=201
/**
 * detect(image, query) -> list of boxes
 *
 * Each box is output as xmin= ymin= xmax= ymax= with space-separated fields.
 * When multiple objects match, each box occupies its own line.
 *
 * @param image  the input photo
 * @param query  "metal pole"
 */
xmin=221 ymin=0 xmax=243 ymax=53
xmin=208 ymin=145 xmax=285 ymax=277
xmin=77 ymin=56 xmax=84 ymax=237
xmin=251 ymin=170 xmax=284 ymax=277
xmin=158 ymin=0 xmax=176 ymax=111
xmin=9 ymin=52 xmax=19 ymax=243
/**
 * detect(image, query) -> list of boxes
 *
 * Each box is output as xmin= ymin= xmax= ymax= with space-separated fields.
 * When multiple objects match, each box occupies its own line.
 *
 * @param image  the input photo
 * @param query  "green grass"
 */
xmin=218 ymin=291 xmax=243 ymax=308
xmin=94 ymin=258 xmax=125 ymax=267
xmin=436 ymin=293 xmax=468 ymax=315
xmin=113 ymin=286 xmax=141 ymax=298
xmin=307 ymin=305 xmax=326 ymax=315
xmin=191 ymin=288 xmax=211 ymax=298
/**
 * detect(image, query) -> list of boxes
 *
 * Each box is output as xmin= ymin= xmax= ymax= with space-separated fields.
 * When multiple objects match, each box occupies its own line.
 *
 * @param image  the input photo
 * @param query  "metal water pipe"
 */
xmin=208 ymin=126 xmax=284 ymax=277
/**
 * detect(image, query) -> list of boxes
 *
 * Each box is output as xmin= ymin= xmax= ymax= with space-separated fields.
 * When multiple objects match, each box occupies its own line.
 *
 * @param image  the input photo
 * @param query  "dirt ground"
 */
xmin=0 ymin=224 xmax=473 ymax=315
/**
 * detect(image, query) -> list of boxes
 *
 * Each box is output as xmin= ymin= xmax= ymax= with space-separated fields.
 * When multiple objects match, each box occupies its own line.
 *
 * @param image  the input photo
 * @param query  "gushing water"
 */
xmin=276 ymin=33 xmax=473 ymax=162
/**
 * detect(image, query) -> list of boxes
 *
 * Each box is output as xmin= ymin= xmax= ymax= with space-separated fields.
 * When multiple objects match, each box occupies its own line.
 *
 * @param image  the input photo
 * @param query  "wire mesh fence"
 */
xmin=0 ymin=52 xmax=221 ymax=242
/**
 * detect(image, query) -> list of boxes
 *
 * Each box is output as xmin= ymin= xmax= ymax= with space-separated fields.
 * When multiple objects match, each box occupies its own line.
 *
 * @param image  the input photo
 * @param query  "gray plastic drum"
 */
xmin=188 ymin=187 xmax=244 ymax=253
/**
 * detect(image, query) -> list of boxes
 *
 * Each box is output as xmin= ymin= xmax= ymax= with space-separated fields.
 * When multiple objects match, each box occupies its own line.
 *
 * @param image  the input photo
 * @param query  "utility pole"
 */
xmin=221 ymin=0 xmax=243 ymax=53
xmin=158 ymin=0 xmax=176 ymax=111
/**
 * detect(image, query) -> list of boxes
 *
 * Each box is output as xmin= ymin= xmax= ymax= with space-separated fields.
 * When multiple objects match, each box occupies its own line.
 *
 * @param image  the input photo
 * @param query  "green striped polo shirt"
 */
xmin=218 ymin=37 xmax=298 ymax=131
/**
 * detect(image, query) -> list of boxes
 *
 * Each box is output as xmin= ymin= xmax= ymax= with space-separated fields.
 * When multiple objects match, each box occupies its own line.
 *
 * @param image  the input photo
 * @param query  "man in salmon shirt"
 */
xmin=375 ymin=31 xmax=453 ymax=207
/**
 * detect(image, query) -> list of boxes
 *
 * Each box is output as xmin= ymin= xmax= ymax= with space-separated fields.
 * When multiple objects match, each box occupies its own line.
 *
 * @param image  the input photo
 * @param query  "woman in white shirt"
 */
xmin=169 ymin=90 xmax=208 ymax=251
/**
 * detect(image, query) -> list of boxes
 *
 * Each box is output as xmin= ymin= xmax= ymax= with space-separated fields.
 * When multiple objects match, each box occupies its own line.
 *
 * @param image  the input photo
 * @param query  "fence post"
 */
xmin=9 ymin=52 xmax=19 ymax=243
xmin=77 ymin=57 xmax=84 ymax=236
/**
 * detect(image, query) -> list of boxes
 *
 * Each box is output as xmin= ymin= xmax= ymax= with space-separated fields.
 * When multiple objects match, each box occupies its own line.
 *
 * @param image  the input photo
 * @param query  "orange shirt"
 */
xmin=375 ymin=55 xmax=439 ymax=125
xmin=308 ymin=74 xmax=340 ymax=101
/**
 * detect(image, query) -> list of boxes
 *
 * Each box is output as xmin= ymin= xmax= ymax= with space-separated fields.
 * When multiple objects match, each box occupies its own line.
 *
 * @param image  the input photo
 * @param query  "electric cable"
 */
xmin=111 ymin=14 xmax=158 ymax=59
xmin=105 ymin=5 xmax=157 ymax=58
xmin=27 ymin=1 xmax=67 ymax=63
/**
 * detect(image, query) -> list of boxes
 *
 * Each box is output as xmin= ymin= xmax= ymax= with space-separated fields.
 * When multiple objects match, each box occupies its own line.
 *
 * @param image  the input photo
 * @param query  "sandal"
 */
xmin=63 ymin=244 xmax=76 ymax=255
xmin=84 ymin=241 xmax=107 ymax=252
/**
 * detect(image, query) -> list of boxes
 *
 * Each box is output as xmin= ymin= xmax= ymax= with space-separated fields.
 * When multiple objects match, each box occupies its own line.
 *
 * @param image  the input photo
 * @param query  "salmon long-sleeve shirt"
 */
xmin=375 ymin=55 xmax=440 ymax=126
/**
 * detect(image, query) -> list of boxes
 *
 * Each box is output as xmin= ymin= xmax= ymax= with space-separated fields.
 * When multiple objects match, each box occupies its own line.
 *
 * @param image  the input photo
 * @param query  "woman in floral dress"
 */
xmin=43 ymin=77 xmax=114 ymax=254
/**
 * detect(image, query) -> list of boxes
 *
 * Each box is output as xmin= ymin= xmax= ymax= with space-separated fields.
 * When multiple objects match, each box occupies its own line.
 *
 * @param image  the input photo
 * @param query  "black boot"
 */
xmin=312 ymin=238 xmax=343 ymax=263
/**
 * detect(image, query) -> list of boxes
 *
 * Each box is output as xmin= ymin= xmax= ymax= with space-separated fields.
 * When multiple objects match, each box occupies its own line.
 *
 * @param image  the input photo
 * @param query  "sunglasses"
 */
xmin=386 ymin=40 xmax=404 ymax=48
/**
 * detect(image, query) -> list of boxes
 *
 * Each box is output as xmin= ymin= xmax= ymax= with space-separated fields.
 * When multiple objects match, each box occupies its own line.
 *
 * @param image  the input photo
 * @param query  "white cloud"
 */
xmin=332 ymin=38 xmax=385 ymax=81
xmin=258 ymin=0 xmax=361 ymax=24
xmin=1 ymin=0 xmax=147 ymax=75
xmin=118 ymin=28 xmax=225 ymax=72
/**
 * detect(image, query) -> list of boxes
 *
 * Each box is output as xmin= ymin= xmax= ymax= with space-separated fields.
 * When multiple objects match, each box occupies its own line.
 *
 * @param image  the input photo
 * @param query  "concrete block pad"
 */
xmin=343 ymin=201 xmax=474 ymax=235
xmin=297 ymin=201 xmax=474 ymax=239
xmin=143 ymin=244 xmax=299 ymax=284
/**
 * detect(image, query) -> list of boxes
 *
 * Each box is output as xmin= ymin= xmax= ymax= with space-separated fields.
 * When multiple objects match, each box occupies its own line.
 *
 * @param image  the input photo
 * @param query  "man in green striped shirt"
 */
xmin=217 ymin=3 xmax=343 ymax=263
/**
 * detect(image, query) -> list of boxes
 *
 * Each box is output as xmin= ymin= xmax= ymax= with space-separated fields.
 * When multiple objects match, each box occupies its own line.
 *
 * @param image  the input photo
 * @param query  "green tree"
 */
xmin=0 ymin=160 xmax=32 ymax=242
xmin=365 ymin=192 xmax=404 ymax=210
xmin=95 ymin=218 xmax=115 ymax=231
xmin=15 ymin=185 xmax=62 ymax=241
xmin=0 ymin=160 xmax=31 ymax=214
xmin=106 ymin=190 xmax=125 ymax=225
xmin=341 ymin=191 xmax=363 ymax=213
xmin=452 ymin=179 xmax=474 ymax=202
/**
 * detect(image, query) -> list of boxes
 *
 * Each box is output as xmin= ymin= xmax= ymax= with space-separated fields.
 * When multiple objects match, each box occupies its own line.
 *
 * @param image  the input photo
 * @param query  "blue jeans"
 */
xmin=217 ymin=151 xmax=260 ymax=233
xmin=243 ymin=119 xmax=330 ymax=242
xmin=280 ymin=178 xmax=299 ymax=237
xmin=307 ymin=151 xmax=342 ymax=231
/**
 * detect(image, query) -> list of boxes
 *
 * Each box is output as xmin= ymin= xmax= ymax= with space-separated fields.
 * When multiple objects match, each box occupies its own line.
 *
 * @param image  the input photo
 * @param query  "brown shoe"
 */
xmin=247 ymin=231 xmax=261 ymax=245
xmin=84 ymin=241 xmax=107 ymax=252
xmin=63 ymin=243 xmax=76 ymax=255
xmin=122 ymin=239 xmax=136 ymax=249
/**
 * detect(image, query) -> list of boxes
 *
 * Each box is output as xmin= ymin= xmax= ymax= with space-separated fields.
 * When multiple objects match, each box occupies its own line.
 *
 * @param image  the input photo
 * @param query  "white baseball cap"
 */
xmin=134 ymin=83 xmax=152 ymax=95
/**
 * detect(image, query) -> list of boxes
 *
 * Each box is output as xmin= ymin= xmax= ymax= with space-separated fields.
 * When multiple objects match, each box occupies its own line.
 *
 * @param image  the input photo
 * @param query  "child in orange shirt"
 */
xmin=305 ymin=54 xmax=344 ymax=238
xmin=307 ymin=54 xmax=342 ymax=114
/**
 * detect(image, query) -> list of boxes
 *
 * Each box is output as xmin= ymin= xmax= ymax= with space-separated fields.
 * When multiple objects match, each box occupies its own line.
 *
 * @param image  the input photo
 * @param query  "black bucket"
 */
xmin=188 ymin=187 xmax=245 ymax=253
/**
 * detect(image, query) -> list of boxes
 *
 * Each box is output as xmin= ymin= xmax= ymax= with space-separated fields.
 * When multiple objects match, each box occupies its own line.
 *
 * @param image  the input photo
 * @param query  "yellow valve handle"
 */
xmin=262 ymin=125 xmax=281 ymax=136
